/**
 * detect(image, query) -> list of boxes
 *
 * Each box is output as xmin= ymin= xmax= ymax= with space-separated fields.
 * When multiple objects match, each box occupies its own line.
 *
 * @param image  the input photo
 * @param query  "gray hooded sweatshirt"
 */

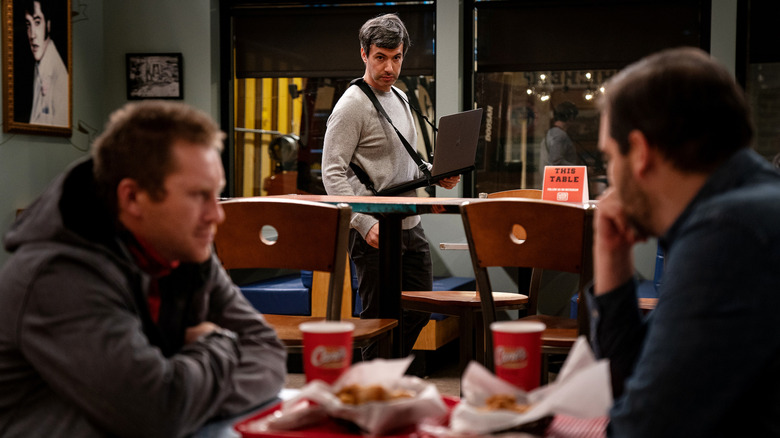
xmin=0 ymin=158 xmax=286 ymax=437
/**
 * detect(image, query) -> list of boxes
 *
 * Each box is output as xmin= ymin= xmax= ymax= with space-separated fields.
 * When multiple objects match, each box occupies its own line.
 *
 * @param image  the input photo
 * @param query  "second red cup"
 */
xmin=490 ymin=321 xmax=546 ymax=391
xmin=299 ymin=321 xmax=354 ymax=384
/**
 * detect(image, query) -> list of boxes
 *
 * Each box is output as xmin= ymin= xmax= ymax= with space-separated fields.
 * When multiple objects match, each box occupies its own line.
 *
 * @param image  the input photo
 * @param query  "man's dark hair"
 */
xmin=600 ymin=47 xmax=754 ymax=173
xmin=553 ymin=101 xmax=578 ymax=123
xmin=23 ymin=0 xmax=50 ymax=20
xmin=23 ymin=0 xmax=51 ymax=39
xmin=359 ymin=13 xmax=410 ymax=57
xmin=92 ymin=101 xmax=225 ymax=214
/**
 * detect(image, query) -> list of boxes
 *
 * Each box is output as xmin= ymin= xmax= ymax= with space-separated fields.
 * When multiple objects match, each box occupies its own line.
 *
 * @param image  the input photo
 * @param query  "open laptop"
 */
xmin=377 ymin=107 xmax=484 ymax=196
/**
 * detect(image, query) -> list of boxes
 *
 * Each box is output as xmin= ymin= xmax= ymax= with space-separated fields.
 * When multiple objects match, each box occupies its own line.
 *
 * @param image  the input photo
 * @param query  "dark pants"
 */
xmin=348 ymin=223 xmax=432 ymax=360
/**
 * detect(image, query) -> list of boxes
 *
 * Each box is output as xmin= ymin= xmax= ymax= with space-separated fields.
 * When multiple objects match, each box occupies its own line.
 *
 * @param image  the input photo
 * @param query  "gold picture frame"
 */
xmin=2 ymin=0 xmax=72 ymax=137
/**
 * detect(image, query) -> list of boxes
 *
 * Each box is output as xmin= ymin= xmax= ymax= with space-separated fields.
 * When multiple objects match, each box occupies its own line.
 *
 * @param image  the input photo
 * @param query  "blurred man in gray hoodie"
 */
xmin=0 ymin=101 xmax=286 ymax=437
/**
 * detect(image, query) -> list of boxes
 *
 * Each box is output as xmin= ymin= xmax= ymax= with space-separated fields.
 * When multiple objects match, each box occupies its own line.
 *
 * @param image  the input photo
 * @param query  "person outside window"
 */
xmin=541 ymin=100 xmax=579 ymax=167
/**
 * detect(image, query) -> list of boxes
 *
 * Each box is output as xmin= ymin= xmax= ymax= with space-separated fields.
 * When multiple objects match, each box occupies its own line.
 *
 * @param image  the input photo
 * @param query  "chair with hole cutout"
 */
xmin=401 ymin=189 xmax=543 ymax=373
xmin=484 ymin=189 xmax=543 ymax=200
xmin=460 ymin=198 xmax=594 ymax=384
xmin=214 ymin=197 xmax=397 ymax=357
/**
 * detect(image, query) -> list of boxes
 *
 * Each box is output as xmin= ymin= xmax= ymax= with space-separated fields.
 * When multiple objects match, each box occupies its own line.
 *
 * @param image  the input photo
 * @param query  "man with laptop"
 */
xmin=322 ymin=13 xmax=468 ymax=363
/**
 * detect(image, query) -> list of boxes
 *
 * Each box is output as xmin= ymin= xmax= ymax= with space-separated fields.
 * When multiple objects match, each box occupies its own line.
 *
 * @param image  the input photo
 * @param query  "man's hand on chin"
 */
xmin=593 ymin=189 xmax=645 ymax=295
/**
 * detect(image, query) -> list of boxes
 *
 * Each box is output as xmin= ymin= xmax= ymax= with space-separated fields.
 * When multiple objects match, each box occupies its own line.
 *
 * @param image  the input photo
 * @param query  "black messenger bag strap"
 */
xmin=349 ymin=162 xmax=378 ymax=195
xmin=350 ymin=78 xmax=432 ymax=182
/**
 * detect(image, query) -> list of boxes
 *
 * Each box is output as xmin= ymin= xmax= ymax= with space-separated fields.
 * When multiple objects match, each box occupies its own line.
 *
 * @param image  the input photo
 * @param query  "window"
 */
xmin=470 ymin=0 xmax=708 ymax=198
xmin=743 ymin=0 xmax=780 ymax=166
xmin=474 ymin=69 xmax=614 ymax=196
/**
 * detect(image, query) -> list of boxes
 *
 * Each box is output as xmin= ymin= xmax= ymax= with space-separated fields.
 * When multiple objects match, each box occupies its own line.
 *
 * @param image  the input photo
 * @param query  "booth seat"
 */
xmin=569 ymin=244 xmax=663 ymax=318
xmin=237 ymin=264 xmax=474 ymax=351
xmin=239 ymin=275 xmax=312 ymax=316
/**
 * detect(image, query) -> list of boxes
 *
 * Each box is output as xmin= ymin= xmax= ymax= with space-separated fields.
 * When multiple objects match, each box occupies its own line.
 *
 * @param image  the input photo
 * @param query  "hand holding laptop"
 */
xmin=438 ymin=175 xmax=460 ymax=190
xmin=376 ymin=108 xmax=484 ymax=196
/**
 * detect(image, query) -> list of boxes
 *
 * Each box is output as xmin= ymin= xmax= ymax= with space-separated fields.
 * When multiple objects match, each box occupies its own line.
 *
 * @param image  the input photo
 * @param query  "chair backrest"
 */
xmin=486 ymin=189 xmax=543 ymax=199
xmin=214 ymin=197 xmax=351 ymax=320
xmin=486 ymin=189 xmax=543 ymax=296
xmin=461 ymin=198 xmax=594 ymax=342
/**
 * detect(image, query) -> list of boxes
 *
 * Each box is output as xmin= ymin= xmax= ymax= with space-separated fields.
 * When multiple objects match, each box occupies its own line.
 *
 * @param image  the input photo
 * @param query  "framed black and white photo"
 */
xmin=2 ymin=0 xmax=73 ymax=137
xmin=126 ymin=53 xmax=183 ymax=100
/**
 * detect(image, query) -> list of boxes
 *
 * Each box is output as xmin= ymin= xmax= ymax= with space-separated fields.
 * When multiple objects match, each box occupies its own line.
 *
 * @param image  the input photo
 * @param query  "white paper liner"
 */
xmin=268 ymin=356 xmax=449 ymax=435
xmin=240 ymin=399 xmax=328 ymax=433
xmin=446 ymin=336 xmax=612 ymax=435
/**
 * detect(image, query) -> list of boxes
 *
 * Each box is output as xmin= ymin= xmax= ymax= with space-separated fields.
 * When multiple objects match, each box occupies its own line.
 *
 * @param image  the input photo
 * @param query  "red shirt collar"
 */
xmin=126 ymin=234 xmax=180 ymax=278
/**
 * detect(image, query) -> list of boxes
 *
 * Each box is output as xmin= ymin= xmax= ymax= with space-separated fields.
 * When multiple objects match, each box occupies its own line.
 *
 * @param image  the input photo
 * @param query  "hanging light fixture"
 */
xmin=583 ymin=88 xmax=595 ymax=101
xmin=583 ymin=71 xmax=597 ymax=101
xmin=535 ymin=72 xmax=552 ymax=102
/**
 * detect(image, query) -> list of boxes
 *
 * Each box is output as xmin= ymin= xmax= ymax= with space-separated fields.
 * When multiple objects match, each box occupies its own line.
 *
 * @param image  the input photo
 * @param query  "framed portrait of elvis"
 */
xmin=2 ymin=0 xmax=72 ymax=137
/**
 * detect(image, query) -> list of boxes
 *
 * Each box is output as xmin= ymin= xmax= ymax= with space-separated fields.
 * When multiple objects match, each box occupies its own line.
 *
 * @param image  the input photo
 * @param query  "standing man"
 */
xmin=541 ymin=101 xmax=579 ymax=167
xmin=591 ymin=47 xmax=780 ymax=436
xmin=322 ymin=13 xmax=458 ymax=362
xmin=0 ymin=101 xmax=287 ymax=437
xmin=24 ymin=0 xmax=68 ymax=126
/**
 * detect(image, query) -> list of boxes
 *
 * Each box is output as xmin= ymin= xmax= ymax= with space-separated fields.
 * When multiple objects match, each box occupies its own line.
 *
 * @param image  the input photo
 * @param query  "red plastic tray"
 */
xmin=234 ymin=396 xmax=459 ymax=438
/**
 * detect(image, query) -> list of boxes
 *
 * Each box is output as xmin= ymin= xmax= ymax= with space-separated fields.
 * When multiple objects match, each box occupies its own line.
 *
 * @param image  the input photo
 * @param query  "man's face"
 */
xmin=599 ymin=111 xmax=654 ymax=237
xmin=134 ymin=141 xmax=226 ymax=263
xmin=25 ymin=1 xmax=49 ymax=62
xmin=362 ymin=44 xmax=404 ymax=92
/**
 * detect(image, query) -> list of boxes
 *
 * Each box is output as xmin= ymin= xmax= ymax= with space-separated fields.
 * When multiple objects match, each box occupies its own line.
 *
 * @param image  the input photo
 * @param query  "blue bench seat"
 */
xmin=240 ymin=275 xmax=310 ymax=316
xmin=239 ymin=271 xmax=475 ymax=320
xmin=239 ymin=271 xmax=475 ymax=352
xmin=570 ymin=244 xmax=663 ymax=318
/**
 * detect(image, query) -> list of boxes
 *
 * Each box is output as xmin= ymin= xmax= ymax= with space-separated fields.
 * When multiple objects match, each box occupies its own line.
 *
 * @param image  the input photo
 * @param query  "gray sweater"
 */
xmin=322 ymin=83 xmax=429 ymax=237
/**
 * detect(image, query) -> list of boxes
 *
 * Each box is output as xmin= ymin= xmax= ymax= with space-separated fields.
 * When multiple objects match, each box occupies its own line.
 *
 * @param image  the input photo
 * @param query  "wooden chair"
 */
xmin=439 ymin=190 xmax=542 ymax=251
xmin=401 ymin=190 xmax=541 ymax=373
xmin=460 ymin=198 xmax=594 ymax=383
xmin=214 ymin=197 xmax=397 ymax=357
xmin=483 ymin=189 xmax=543 ymax=199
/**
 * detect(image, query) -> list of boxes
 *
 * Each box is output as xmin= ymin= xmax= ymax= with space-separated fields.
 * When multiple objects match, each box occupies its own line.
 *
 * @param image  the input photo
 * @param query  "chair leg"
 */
xmin=475 ymin=311 xmax=486 ymax=367
xmin=541 ymin=353 xmax=549 ymax=385
xmin=377 ymin=331 xmax=392 ymax=359
xmin=458 ymin=312 xmax=474 ymax=374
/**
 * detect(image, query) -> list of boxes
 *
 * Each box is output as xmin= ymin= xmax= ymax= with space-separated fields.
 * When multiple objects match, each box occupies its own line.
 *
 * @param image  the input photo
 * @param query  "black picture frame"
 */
xmin=2 ymin=0 xmax=73 ymax=137
xmin=126 ymin=53 xmax=183 ymax=100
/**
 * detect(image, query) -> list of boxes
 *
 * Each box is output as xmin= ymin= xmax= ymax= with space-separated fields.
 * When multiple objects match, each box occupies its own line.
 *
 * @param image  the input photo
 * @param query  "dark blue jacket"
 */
xmin=590 ymin=149 xmax=780 ymax=437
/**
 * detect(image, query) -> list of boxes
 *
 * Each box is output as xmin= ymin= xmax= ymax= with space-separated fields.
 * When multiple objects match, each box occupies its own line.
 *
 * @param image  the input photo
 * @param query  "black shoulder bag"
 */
xmin=348 ymin=78 xmax=432 ymax=195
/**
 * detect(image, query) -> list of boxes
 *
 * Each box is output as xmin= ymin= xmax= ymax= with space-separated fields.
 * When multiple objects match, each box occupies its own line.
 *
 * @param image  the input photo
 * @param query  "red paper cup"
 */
xmin=299 ymin=321 xmax=354 ymax=384
xmin=491 ymin=321 xmax=546 ymax=391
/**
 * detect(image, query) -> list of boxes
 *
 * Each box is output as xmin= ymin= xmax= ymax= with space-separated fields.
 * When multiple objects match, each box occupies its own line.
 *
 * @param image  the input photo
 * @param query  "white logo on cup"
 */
xmin=311 ymin=345 xmax=347 ymax=368
xmin=495 ymin=346 xmax=528 ymax=369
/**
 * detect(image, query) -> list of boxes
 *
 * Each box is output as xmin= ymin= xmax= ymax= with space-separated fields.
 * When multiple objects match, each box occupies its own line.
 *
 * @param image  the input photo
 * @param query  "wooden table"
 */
xmin=271 ymin=195 xmax=467 ymax=357
xmin=263 ymin=315 xmax=397 ymax=357
xmin=639 ymin=297 xmax=658 ymax=314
